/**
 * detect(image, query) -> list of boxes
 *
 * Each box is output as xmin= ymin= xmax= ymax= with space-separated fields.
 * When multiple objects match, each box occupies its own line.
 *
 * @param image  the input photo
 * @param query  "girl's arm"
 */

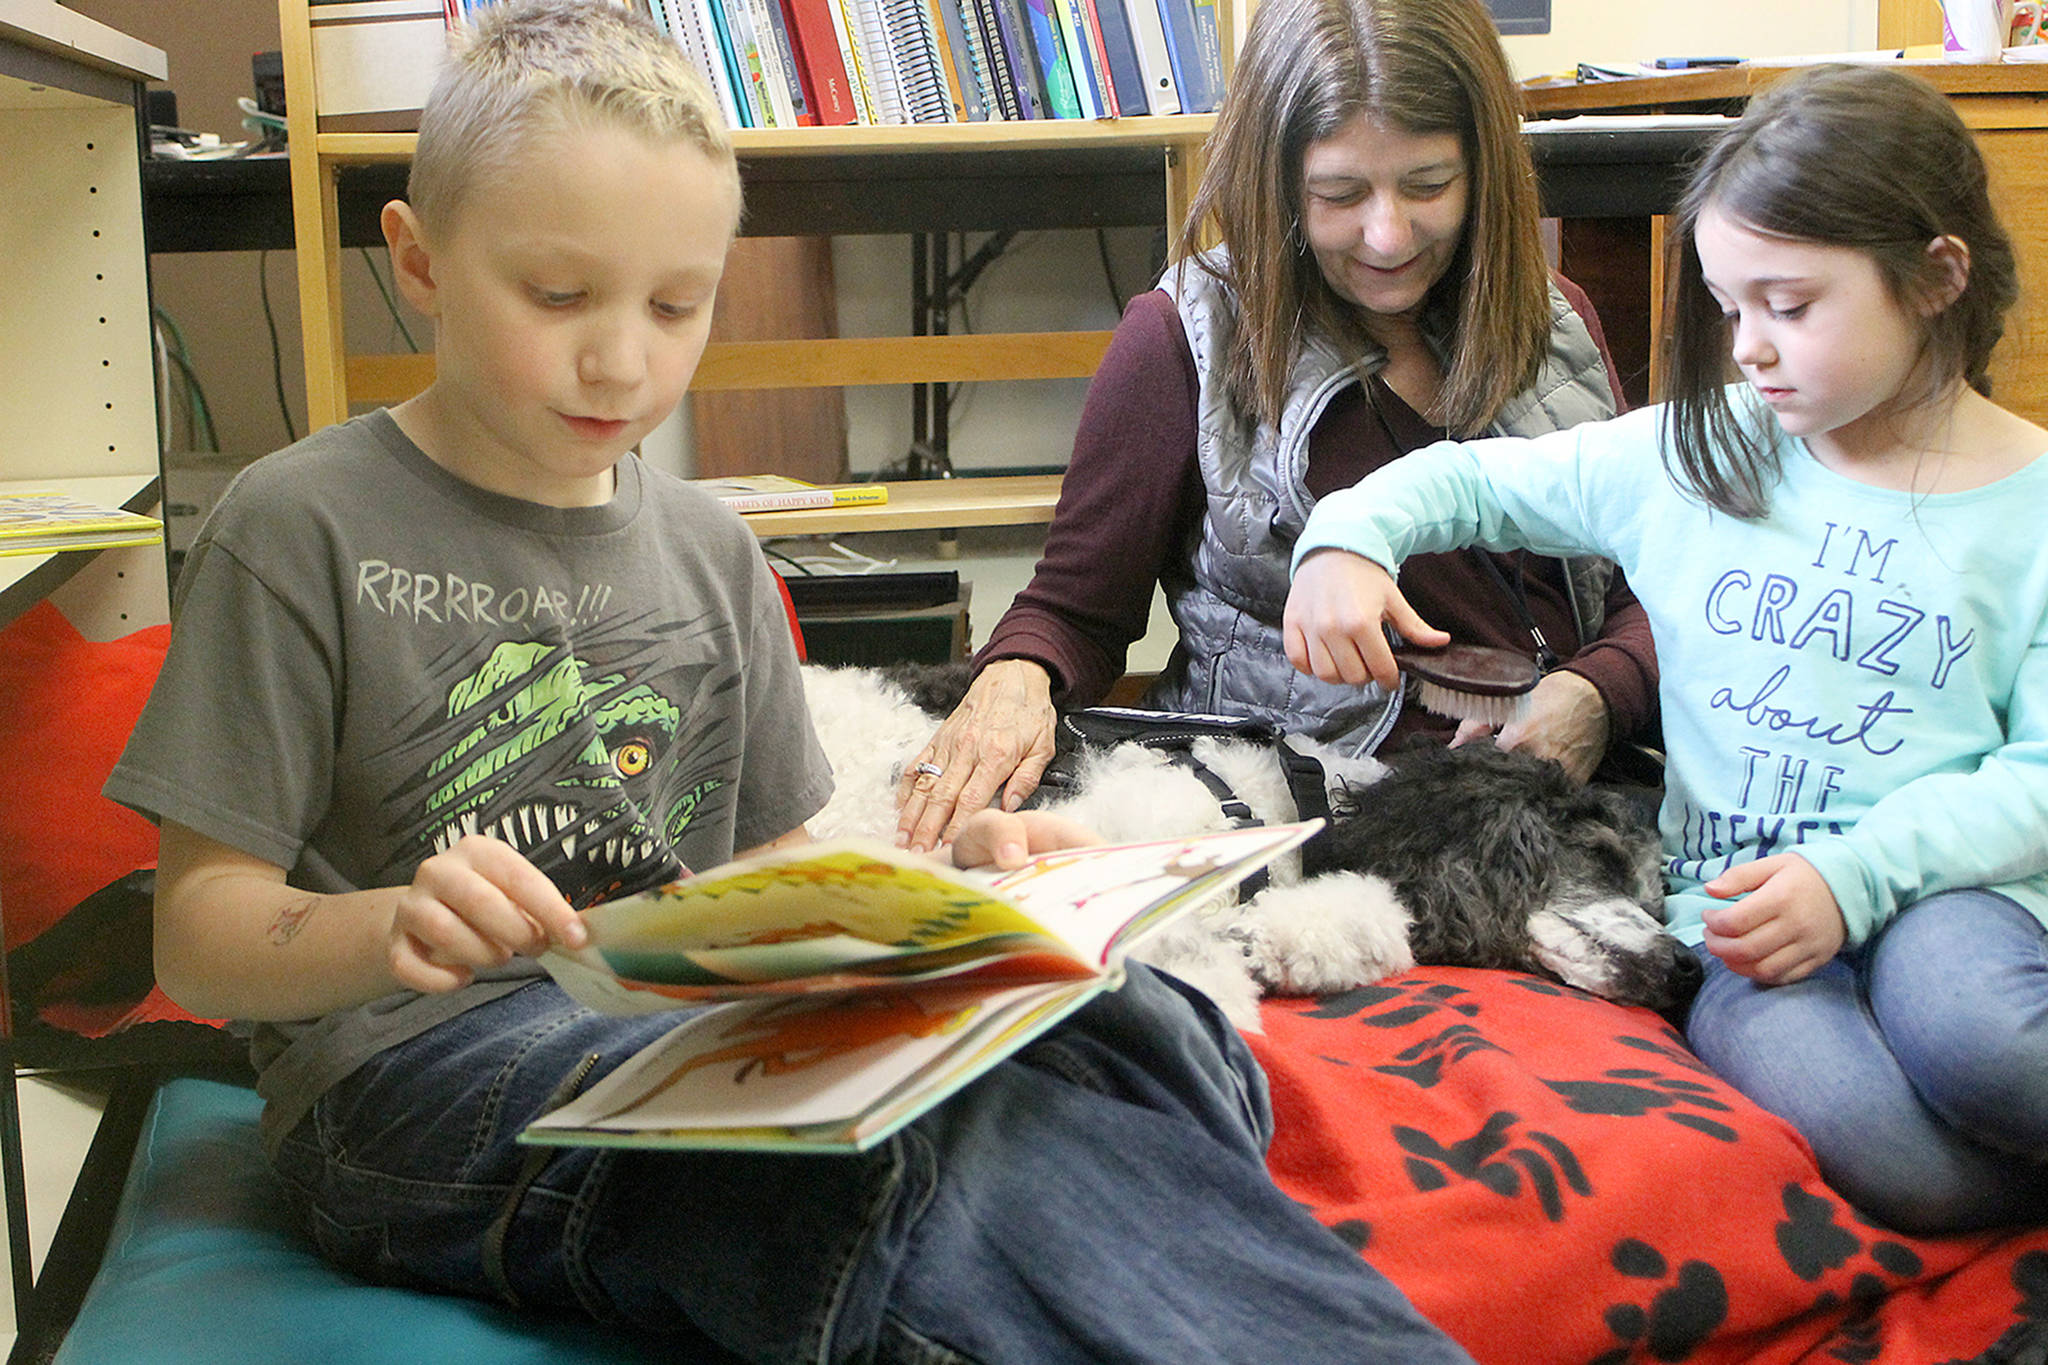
xmin=1291 ymin=411 xmax=1651 ymax=585
xmin=1792 ymin=694 xmax=2048 ymax=948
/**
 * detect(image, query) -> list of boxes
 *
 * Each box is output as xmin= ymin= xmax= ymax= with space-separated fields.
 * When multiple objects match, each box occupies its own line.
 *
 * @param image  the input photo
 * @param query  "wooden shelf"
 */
xmin=313 ymin=114 xmax=1217 ymax=163
xmin=734 ymin=474 xmax=1062 ymax=537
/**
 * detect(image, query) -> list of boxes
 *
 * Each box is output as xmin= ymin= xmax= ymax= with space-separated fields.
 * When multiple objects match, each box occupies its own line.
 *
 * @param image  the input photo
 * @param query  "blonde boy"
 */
xmin=108 ymin=3 xmax=1473 ymax=1359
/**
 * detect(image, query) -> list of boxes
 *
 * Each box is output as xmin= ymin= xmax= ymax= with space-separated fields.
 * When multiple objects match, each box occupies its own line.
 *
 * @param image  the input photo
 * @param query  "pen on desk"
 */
xmin=1652 ymin=56 xmax=1743 ymax=69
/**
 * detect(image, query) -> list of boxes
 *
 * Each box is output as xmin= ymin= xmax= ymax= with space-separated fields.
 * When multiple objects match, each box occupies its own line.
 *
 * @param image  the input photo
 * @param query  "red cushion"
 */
xmin=1252 ymin=970 xmax=2048 ymax=1362
xmin=0 ymin=601 xmax=225 ymax=1041
xmin=0 ymin=601 xmax=166 ymax=947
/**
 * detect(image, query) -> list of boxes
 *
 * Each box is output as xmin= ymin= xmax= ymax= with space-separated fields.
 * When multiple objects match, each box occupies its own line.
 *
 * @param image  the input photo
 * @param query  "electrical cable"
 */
xmin=359 ymin=248 xmax=419 ymax=353
xmin=258 ymin=250 xmax=300 ymax=445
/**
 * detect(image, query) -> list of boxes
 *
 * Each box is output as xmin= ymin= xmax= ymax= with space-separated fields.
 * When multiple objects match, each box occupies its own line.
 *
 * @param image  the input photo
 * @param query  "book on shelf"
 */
xmin=1019 ymin=0 xmax=1083 ymax=118
xmin=923 ymin=0 xmax=983 ymax=120
xmin=522 ymin=822 xmax=1320 ymax=1152
xmin=0 ymin=492 xmax=164 ymax=558
xmin=693 ymin=474 xmax=891 ymax=512
xmin=1050 ymin=0 xmax=1106 ymax=117
xmin=783 ymin=0 xmax=862 ymax=122
xmin=1084 ymin=0 xmax=1147 ymax=115
xmin=1119 ymin=0 xmax=1180 ymax=114
xmin=1153 ymin=0 xmax=1217 ymax=113
xmin=966 ymin=0 xmax=1026 ymax=118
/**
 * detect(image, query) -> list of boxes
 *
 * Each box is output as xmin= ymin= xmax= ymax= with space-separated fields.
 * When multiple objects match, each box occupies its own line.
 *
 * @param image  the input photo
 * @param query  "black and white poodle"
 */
xmin=800 ymin=663 xmax=1697 ymax=1029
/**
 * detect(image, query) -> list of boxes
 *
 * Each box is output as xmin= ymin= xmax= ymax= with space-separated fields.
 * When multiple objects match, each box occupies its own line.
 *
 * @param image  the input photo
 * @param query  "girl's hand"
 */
xmin=1700 ymin=853 xmax=1846 ymax=985
xmin=1284 ymin=550 xmax=1447 ymax=689
xmin=897 ymin=659 xmax=1058 ymax=853
xmin=390 ymin=835 xmax=586 ymax=993
xmin=1452 ymin=669 xmax=1610 ymax=784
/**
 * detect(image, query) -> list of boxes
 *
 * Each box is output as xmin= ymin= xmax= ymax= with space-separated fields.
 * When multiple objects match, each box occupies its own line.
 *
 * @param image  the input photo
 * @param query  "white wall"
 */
xmin=1499 ymin=0 xmax=1877 ymax=78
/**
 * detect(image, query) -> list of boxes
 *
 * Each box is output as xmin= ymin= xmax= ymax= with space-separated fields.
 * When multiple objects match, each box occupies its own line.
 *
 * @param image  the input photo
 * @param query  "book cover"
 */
xmin=824 ymin=0 xmax=879 ymax=122
xmin=922 ymin=0 xmax=982 ymax=120
xmin=1071 ymin=0 xmax=1120 ymax=116
xmin=1151 ymin=0 xmax=1214 ymax=113
xmin=1119 ymin=0 xmax=1178 ymax=115
xmin=989 ymin=0 xmax=1052 ymax=118
xmin=522 ymin=823 xmax=1320 ymax=1151
xmin=965 ymin=0 xmax=1025 ymax=119
xmin=692 ymin=475 xmax=891 ymax=513
xmin=845 ymin=0 xmax=911 ymax=124
xmin=675 ymin=0 xmax=747 ymax=127
xmin=1085 ymin=0 xmax=1146 ymax=116
xmin=0 ymin=492 xmax=164 ymax=558
xmin=723 ymin=0 xmax=794 ymax=127
xmin=703 ymin=0 xmax=759 ymax=125
xmin=1050 ymin=0 xmax=1106 ymax=118
xmin=881 ymin=0 xmax=955 ymax=122
xmin=781 ymin=0 xmax=861 ymax=124
xmin=942 ymin=0 xmax=1001 ymax=120
xmin=753 ymin=0 xmax=817 ymax=124
xmin=1019 ymin=0 xmax=1083 ymax=119
xmin=1186 ymin=0 xmax=1223 ymax=114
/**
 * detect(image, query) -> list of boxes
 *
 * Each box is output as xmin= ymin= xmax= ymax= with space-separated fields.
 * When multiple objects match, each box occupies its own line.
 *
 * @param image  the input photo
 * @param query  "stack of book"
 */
xmin=0 ymin=491 xmax=163 ymax=558
xmin=691 ymin=474 xmax=891 ymax=512
xmin=446 ymin=0 xmax=1223 ymax=127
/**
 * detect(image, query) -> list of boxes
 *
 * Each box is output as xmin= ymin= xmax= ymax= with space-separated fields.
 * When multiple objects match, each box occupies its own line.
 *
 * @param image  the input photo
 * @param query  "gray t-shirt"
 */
xmin=107 ymin=410 xmax=834 ymax=1150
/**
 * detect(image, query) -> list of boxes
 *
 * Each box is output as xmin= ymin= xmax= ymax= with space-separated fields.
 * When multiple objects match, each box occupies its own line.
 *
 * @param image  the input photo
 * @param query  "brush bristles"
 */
xmin=1412 ymin=679 xmax=1530 ymax=728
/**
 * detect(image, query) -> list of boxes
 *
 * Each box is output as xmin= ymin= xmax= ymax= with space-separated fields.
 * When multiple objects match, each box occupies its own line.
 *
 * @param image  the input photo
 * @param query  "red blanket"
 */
xmin=1252 ymin=970 xmax=2048 ymax=1363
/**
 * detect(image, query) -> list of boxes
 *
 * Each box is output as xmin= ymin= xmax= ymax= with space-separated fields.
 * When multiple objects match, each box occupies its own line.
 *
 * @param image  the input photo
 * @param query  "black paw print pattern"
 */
xmin=1775 ymin=1184 xmax=1929 ymax=1361
xmin=1539 ymin=1064 xmax=1742 ymax=1144
xmin=1373 ymin=1023 xmax=1506 ymax=1088
xmin=1589 ymin=1239 xmax=1728 ymax=1365
xmin=1934 ymin=1251 xmax=2048 ymax=1365
xmin=1303 ymin=979 xmax=1484 ymax=1028
xmin=1393 ymin=1109 xmax=1592 ymax=1222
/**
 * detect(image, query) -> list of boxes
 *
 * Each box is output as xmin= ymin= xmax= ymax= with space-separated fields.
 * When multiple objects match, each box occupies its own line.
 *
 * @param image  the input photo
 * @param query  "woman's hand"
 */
xmin=896 ymin=659 xmax=1058 ymax=853
xmin=1700 ymin=853 xmax=1847 ymax=985
xmin=390 ymin=835 xmax=587 ymax=994
xmin=1284 ymin=549 xmax=1446 ymax=688
xmin=1453 ymin=669 xmax=1610 ymax=784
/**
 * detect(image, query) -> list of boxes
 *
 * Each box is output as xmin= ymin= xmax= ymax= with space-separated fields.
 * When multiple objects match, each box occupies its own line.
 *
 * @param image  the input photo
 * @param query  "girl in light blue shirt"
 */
xmin=1284 ymin=64 xmax=2048 ymax=1233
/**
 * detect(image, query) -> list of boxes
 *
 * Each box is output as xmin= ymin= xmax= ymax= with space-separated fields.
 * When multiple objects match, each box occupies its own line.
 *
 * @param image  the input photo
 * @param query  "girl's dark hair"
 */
xmin=1177 ymin=0 xmax=1550 ymax=436
xmin=1661 ymin=64 xmax=2019 ymax=517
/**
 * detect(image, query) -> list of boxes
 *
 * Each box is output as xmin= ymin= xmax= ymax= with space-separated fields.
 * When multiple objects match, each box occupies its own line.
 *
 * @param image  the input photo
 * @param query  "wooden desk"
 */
xmin=1524 ymin=64 xmax=2048 ymax=420
xmin=736 ymin=474 xmax=1063 ymax=538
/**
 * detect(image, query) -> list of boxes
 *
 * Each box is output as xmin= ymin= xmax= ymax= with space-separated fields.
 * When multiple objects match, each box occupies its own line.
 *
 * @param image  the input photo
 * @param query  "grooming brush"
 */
xmin=1389 ymin=642 xmax=1542 ymax=727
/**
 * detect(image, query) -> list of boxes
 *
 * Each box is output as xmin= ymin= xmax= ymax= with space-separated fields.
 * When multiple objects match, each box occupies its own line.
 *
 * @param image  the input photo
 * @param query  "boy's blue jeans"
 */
xmin=271 ymin=966 xmax=1473 ymax=1364
xmin=1686 ymin=888 xmax=2048 ymax=1235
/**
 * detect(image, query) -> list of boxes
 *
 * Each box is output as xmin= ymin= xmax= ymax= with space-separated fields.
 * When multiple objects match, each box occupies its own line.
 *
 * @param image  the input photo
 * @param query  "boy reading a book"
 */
xmin=105 ymin=3 xmax=1470 ymax=1360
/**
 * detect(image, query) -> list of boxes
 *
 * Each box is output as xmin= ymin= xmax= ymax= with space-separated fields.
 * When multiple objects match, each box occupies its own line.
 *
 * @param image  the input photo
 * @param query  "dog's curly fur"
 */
xmin=801 ymin=662 xmax=1697 ymax=1029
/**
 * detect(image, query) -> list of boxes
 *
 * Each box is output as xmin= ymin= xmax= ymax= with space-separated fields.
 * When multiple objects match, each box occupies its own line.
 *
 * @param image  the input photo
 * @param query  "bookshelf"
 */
xmin=276 ymin=0 xmax=1226 ymax=503
xmin=0 ymin=1 xmax=167 ymax=635
xmin=0 ymin=0 xmax=166 ymax=1333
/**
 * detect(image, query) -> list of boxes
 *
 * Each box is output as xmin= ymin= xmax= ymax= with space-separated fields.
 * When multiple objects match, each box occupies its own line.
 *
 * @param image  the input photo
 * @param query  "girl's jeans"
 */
xmin=271 ymin=966 xmax=1473 ymax=1364
xmin=1686 ymin=888 xmax=2048 ymax=1234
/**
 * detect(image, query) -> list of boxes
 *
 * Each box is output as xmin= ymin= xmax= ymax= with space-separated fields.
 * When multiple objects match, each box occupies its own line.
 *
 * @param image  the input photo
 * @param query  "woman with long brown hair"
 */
xmin=898 ymin=0 xmax=1658 ymax=850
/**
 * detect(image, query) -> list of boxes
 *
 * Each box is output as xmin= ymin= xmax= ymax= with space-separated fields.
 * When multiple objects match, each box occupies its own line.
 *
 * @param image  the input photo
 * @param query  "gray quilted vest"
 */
xmin=1144 ymin=250 xmax=1618 ymax=755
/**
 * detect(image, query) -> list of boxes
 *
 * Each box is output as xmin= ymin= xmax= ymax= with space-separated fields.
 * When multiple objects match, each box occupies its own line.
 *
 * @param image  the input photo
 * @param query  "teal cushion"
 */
xmin=56 ymin=1076 xmax=670 ymax=1364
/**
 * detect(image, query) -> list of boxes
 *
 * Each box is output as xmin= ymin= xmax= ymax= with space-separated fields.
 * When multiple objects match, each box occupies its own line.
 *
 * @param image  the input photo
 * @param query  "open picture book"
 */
xmin=524 ymin=821 xmax=1320 ymax=1153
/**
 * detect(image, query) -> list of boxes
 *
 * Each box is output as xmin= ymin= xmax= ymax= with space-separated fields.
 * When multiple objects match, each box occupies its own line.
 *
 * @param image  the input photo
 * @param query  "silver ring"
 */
xmin=914 ymin=761 xmax=944 ymax=779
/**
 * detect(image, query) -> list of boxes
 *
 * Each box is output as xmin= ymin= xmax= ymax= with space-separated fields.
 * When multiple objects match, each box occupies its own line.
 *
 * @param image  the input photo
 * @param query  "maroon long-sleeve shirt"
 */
xmin=975 ymin=280 xmax=1659 ymax=751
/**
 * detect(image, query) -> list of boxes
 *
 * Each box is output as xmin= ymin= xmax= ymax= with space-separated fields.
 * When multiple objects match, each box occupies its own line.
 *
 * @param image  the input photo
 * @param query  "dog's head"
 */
xmin=1306 ymin=742 xmax=1693 ymax=1010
